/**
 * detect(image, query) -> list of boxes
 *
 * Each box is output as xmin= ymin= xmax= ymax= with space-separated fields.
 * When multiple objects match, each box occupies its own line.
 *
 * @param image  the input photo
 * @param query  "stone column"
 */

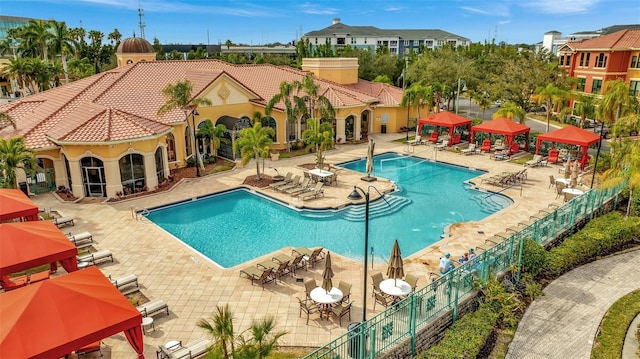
xmin=103 ymin=159 xmax=122 ymax=199
xmin=143 ymin=152 xmax=159 ymax=191
xmin=67 ymin=159 xmax=84 ymax=198
xmin=335 ymin=117 xmax=346 ymax=144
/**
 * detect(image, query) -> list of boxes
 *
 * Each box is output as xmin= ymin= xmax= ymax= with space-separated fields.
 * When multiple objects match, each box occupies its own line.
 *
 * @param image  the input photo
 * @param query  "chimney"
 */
xmin=332 ymin=18 xmax=341 ymax=25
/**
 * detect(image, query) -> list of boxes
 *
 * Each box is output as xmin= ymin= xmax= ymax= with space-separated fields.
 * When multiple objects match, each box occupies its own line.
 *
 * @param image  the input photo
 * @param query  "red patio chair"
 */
xmin=510 ymin=143 xmax=520 ymax=155
xmin=1 ymin=274 xmax=28 ymax=291
xmin=547 ymin=149 xmax=559 ymax=164
xmin=451 ymin=133 xmax=461 ymax=145
xmin=481 ymin=139 xmax=492 ymax=152
xmin=428 ymin=132 xmax=439 ymax=143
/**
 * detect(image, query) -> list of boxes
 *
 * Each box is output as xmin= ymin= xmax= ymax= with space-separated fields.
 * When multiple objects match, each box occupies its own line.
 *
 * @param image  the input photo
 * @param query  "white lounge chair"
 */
xmin=137 ymin=298 xmax=169 ymax=317
xmin=53 ymin=216 xmax=75 ymax=227
xmin=460 ymin=144 xmax=477 ymax=155
xmin=164 ymin=338 xmax=212 ymax=359
xmin=111 ymin=274 xmax=138 ymax=291
xmin=77 ymin=250 xmax=113 ymax=265
xmin=524 ymin=154 xmax=544 ymax=167
xmin=67 ymin=231 xmax=93 ymax=245
xmin=435 ymin=140 xmax=449 ymax=151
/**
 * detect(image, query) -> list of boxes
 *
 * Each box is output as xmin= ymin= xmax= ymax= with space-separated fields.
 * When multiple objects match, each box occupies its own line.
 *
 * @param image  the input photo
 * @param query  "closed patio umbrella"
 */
xmin=386 ymin=239 xmax=404 ymax=285
xmin=363 ymin=139 xmax=376 ymax=181
xmin=564 ymin=159 xmax=572 ymax=179
xmin=570 ymin=160 xmax=579 ymax=188
xmin=321 ymin=251 xmax=334 ymax=293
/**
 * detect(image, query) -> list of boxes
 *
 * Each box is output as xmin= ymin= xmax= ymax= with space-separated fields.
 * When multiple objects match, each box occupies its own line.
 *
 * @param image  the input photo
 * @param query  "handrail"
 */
xmin=483 ymin=182 xmax=522 ymax=199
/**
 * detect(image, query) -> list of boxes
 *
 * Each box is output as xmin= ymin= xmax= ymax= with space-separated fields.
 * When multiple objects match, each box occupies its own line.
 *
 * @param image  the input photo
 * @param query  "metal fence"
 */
xmin=301 ymin=184 xmax=621 ymax=359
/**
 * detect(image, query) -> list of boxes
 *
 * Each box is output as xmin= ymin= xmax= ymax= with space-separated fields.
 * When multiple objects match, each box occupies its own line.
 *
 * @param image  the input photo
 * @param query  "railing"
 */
xmin=300 ymin=184 xmax=621 ymax=359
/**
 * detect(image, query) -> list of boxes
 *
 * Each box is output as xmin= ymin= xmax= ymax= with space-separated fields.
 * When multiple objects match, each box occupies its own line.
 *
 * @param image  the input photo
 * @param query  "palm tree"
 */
xmin=601 ymin=139 xmax=640 ymax=217
xmin=0 ymin=137 xmax=36 ymax=188
xmin=157 ymin=80 xmax=213 ymax=174
xmin=22 ymin=19 xmax=53 ymax=60
xmin=265 ymin=81 xmax=302 ymax=152
xmin=402 ymin=83 xmax=433 ymax=122
xmin=493 ymin=102 xmax=526 ymax=123
xmin=0 ymin=112 xmax=17 ymax=130
xmin=533 ymin=83 xmax=567 ymax=132
xmin=472 ymin=92 xmax=492 ymax=119
xmin=197 ymin=304 xmax=236 ymax=359
xmin=236 ymin=317 xmax=287 ymax=359
xmin=294 ymin=74 xmax=335 ymax=121
xmin=302 ymin=118 xmax=334 ymax=170
xmin=573 ymin=93 xmax=597 ymax=128
xmin=233 ymin=122 xmax=274 ymax=180
xmin=196 ymin=119 xmax=228 ymax=159
xmin=598 ymin=79 xmax=634 ymax=125
xmin=48 ymin=20 xmax=78 ymax=84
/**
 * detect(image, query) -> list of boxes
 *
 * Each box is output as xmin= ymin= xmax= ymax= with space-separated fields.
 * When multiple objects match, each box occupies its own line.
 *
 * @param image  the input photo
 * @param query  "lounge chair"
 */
xmin=258 ymin=260 xmax=291 ymax=281
xmin=268 ymin=172 xmax=293 ymax=189
xmin=292 ymin=247 xmax=325 ymax=267
xmin=239 ymin=266 xmax=274 ymax=289
xmin=428 ymin=132 xmax=439 ymax=143
xmin=435 ymin=140 xmax=449 ymax=151
xmin=298 ymin=182 xmax=324 ymax=201
xmin=166 ymin=338 xmax=212 ymax=359
xmin=137 ymin=298 xmax=170 ymax=317
xmin=111 ymin=273 xmax=139 ymax=291
xmin=1 ymin=274 xmax=28 ymax=291
xmin=53 ymin=216 xmax=75 ymax=227
xmin=76 ymin=341 xmax=102 ymax=357
xmin=77 ymin=249 xmax=114 ymax=265
xmin=460 ymin=143 xmax=477 ymax=155
xmin=277 ymin=175 xmax=301 ymax=192
xmin=547 ymin=149 xmax=560 ymax=164
xmin=284 ymin=178 xmax=310 ymax=195
xmin=480 ymin=139 xmax=492 ymax=152
xmin=29 ymin=270 xmax=50 ymax=284
xmin=524 ymin=154 xmax=544 ymax=167
xmin=67 ymin=231 xmax=93 ymax=245
xmin=408 ymin=136 xmax=422 ymax=146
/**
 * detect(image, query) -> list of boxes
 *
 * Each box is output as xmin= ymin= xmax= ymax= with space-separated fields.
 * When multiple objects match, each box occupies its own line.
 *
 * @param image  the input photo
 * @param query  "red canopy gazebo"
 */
xmin=536 ymin=125 xmax=600 ymax=169
xmin=0 ymin=189 xmax=39 ymax=222
xmin=417 ymin=112 xmax=472 ymax=146
xmin=471 ymin=118 xmax=530 ymax=154
xmin=0 ymin=221 xmax=78 ymax=279
xmin=0 ymin=266 xmax=145 ymax=358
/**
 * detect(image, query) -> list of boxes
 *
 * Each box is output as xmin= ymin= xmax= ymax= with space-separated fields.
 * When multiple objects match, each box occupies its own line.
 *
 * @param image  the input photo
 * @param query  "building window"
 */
xmin=425 ymin=40 xmax=433 ymax=47
xmin=351 ymin=37 xmax=356 ymax=44
xmin=404 ymin=40 xmax=409 ymax=46
xmin=377 ymin=40 xmax=382 ymax=45
xmin=119 ymin=153 xmax=145 ymax=194
xmin=565 ymin=55 xmax=571 ymax=66
xmin=579 ymin=53 xmax=585 ymax=67
xmin=155 ymin=147 xmax=165 ymax=184
xmin=337 ymin=37 xmax=345 ymax=45
xmin=314 ymin=37 xmax=318 ymax=44
xmin=585 ymin=53 xmax=590 ymax=67
xmin=595 ymin=53 xmax=607 ymax=68
xmin=592 ymin=79 xmax=602 ymax=94
xmin=364 ymin=37 xmax=367 ymax=44
xmin=577 ymin=78 xmax=586 ymax=92
xmin=560 ymin=55 xmax=565 ymax=65
xmin=390 ymin=48 xmax=397 ymax=54
xmin=630 ymin=80 xmax=640 ymax=96
xmin=390 ymin=40 xmax=398 ymax=46
xmin=325 ymin=37 xmax=331 ymax=44
xmin=631 ymin=56 xmax=639 ymax=68
xmin=166 ymin=133 xmax=176 ymax=162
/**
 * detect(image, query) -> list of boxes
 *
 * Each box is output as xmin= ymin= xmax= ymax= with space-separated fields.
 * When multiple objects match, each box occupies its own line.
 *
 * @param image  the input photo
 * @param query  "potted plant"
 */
xmin=270 ymin=152 xmax=280 ymax=161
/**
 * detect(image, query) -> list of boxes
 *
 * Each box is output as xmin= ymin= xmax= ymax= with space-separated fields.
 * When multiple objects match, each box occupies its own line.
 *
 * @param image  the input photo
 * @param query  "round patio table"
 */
xmin=379 ymin=279 xmax=411 ymax=297
xmin=310 ymin=287 xmax=343 ymax=319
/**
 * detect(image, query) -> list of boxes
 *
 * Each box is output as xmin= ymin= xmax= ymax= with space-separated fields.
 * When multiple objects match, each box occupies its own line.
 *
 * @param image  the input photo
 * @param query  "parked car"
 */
xmin=593 ymin=124 xmax=609 ymax=138
xmin=495 ymin=100 xmax=503 ymax=107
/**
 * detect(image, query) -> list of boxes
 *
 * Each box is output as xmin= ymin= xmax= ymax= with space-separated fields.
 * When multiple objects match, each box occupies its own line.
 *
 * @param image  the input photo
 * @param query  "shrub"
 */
xmin=420 ymin=305 xmax=498 ymax=359
xmin=545 ymin=212 xmax=640 ymax=277
xmin=520 ymin=237 xmax=547 ymax=278
xmin=186 ymin=157 xmax=196 ymax=167
xmin=591 ymin=289 xmax=640 ymax=359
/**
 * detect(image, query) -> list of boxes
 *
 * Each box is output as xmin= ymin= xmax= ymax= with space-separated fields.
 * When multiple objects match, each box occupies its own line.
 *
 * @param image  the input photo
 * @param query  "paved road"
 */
xmin=506 ymin=249 xmax=640 ymax=359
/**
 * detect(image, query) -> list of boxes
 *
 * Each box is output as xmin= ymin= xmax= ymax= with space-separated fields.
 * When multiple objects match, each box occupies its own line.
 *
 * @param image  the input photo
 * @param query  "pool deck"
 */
xmin=28 ymin=133 xmax=576 ymax=358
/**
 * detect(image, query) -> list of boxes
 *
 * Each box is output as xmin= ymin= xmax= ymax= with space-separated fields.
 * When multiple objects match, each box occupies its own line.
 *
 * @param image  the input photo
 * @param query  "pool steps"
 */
xmin=341 ymin=195 xmax=411 ymax=221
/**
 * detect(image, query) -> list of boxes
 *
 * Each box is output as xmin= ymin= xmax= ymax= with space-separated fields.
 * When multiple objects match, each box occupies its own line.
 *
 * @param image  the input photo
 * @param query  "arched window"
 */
xmin=166 ymin=133 xmax=176 ymax=162
xmin=345 ymin=115 xmax=355 ymax=140
xmin=80 ymin=157 xmax=105 ymax=197
xmin=119 ymin=154 xmax=145 ymax=194
xmin=595 ymin=53 xmax=607 ymax=68
xmin=155 ymin=148 xmax=165 ymax=184
xmin=268 ymin=117 xmax=277 ymax=142
xmin=300 ymin=115 xmax=308 ymax=136
xmin=185 ymin=125 xmax=192 ymax=157
xmin=360 ymin=110 xmax=370 ymax=139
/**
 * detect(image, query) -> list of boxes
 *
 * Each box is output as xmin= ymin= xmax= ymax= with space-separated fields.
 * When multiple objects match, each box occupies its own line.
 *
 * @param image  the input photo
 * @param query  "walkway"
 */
xmin=507 ymin=249 xmax=640 ymax=359
xmin=27 ymin=133 xmax=568 ymax=357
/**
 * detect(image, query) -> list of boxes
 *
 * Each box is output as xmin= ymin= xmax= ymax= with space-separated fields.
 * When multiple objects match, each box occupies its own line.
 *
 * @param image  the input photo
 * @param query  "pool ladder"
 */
xmin=131 ymin=206 xmax=150 ymax=222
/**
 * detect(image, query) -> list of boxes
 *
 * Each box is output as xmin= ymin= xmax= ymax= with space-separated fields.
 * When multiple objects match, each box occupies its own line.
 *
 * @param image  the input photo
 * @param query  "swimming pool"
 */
xmin=146 ymin=152 xmax=511 ymax=268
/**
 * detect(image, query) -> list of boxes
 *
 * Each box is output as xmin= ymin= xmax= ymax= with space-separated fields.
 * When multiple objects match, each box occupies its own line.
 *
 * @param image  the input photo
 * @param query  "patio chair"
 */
xmin=493 ymin=139 xmax=504 ymax=149
xmin=277 ymin=175 xmax=301 ymax=192
xmin=111 ymin=273 xmax=139 ymax=292
xmin=77 ymin=249 xmax=114 ymax=265
xmin=137 ymin=298 xmax=170 ymax=317
xmin=330 ymin=302 xmax=352 ymax=326
xmin=435 ymin=140 xmax=449 ymax=151
xmin=288 ymin=253 xmax=307 ymax=274
xmin=284 ymin=178 xmax=310 ymax=195
xmin=404 ymin=274 xmax=419 ymax=292
xmin=53 ymin=216 xmax=75 ymax=227
xmin=428 ymin=132 xmax=439 ymax=143
xmin=558 ymin=148 xmax=569 ymax=162
xmin=450 ymin=133 xmax=461 ymax=145
xmin=564 ymin=191 xmax=575 ymax=203
xmin=480 ymin=139 xmax=492 ymax=152
xmin=373 ymin=292 xmax=391 ymax=310
xmin=547 ymin=149 xmax=560 ymax=164
xmin=299 ymin=182 xmax=324 ymax=201
xmin=167 ymin=338 xmax=212 ymax=359
xmin=371 ymin=272 xmax=383 ymax=298
xmin=67 ymin=231 xmax=93 ymax=245
xmin=268 ymin=172 xmax=293 ymax=189
xmin=292 ymin=246 xmax=325 ymax=267
xmin=549 ymin=175 xmax=555 ymax=189
xmin=304 ymin=279 xmax=317 ymax=299
xmin=509 ymin=142 xmax=520 ymax=155
xmin=408 ymin=136 xmax=422 ymax=146
xmin=297 ymin=297 xmax=320 ymax=324
xmin=258 ymin=260 xmax=291 ymax=282
xmin=524 ymin=154 xmax=544 ymax=167
xmin=460 ymin=143 xmax=477 ymax=155
xmin=555 ymin=182 xmax=565 ymax=200
xmin=338 ymin=280 xmax=352 ymax=303
xmin=239 ymin=266 xmax=274 ymax=289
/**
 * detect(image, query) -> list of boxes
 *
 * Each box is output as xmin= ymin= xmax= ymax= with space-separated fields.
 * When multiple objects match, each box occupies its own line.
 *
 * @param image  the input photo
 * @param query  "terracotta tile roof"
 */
xmin=0 ymin=60 xmax=403 ymax=150
xmin=567 ymin=29 xmax=640 ymax=50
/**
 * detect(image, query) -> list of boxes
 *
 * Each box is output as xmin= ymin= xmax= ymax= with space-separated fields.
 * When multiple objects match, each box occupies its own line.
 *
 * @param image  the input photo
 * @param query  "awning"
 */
xmin=0 ymin=189 xmax=39 ymax=222
xmin=536 ymin=125 xmax=600 ymax=169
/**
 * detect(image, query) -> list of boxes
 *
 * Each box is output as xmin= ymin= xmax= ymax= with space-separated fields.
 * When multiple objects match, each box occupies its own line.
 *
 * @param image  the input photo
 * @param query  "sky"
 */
xmin=3 ymin=0 xmax=640 ymax=46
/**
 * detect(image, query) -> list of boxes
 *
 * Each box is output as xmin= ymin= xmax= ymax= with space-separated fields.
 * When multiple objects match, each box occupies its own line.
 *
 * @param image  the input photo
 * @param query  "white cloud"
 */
xmin=67 ymin=0 xmax=277 ymax=17
xmin=460 ymin=6 xmax=491 ymax=15
xmin=385 ymin=6 xmax=404 ymax=12
xmin=460 ymin=3 xmax=511 ymax=17
xmin=299 ymin=2 xmax=339 ymax=15
xmin=524 ymin=0 xmax=600 ymax=14
xmin=498 ymin=20 xmax=512 ymax=25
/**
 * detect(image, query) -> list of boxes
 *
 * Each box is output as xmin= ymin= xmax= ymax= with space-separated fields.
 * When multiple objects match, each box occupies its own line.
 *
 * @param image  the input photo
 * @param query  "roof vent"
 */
xmin=332 ymin=18 xmax=341 ymax=25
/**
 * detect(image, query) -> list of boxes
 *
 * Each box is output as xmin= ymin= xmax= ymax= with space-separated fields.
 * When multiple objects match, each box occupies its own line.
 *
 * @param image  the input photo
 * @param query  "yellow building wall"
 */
xmin=116 ymin=53 xmax=156 ymax=67
xmin=302 ymin=58 xmax=359 ymax=85
xmin=627 ymin=51 xmax=640 ymax=100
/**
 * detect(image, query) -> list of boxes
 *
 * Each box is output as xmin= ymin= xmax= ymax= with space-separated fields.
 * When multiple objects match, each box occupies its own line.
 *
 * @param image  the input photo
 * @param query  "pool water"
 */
xmin=146 ymin=153 xmax=511 ymax=268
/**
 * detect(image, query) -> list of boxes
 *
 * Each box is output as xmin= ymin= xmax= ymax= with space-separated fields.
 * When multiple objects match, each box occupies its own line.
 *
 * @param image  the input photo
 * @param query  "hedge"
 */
xmin=419 ymin=305 xmax=498 ymax=359
xmin=545 ymin=212 xmax=640 ymax=277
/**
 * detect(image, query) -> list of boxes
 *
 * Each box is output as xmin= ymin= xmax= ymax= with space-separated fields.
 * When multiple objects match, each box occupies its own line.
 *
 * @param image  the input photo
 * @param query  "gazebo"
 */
xmin=417 ymin=112 xmax=472 ymax=146
xmin=0 ymin=221 xmax=78 ymax=280
xmin=0 ymin=266 xmax=145 ymax=358
xmin=535 ymin=125 xmax=600 ymax=169
xmin=471 ymin=118 xmax=530 ymax=154
xmin=0 ymin=189 xmax=39 ymax=222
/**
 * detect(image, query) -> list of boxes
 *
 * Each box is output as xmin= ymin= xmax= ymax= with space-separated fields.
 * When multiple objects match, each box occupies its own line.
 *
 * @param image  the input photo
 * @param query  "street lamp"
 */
xmin=403 ymin=54 xmax=410 ymax=142
xmin=347 ymin=185 xmax=389 ymax=322
xmin=191 ymin=109 xmax=200 ymax=177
